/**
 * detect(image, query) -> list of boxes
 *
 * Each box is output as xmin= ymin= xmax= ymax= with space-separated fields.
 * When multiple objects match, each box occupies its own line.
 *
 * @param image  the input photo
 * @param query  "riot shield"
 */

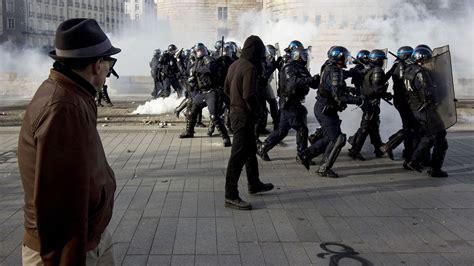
xmin=382 ymin=48 xmax=388 ymax=70
xmin=274 ymin=42 xmax=281 ymax=57
xmin=307 ymin=45 xmax=313 ymax=72
xmin=423 ymin=45 xmax=457 ymax=132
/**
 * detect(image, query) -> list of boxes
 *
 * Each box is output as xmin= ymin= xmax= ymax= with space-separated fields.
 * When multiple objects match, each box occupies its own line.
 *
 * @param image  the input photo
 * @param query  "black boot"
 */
xmin=225 ymin=197 xmax=252 ymax=210
xmin=348 ymin=148 xmax=365 ymax=161
xmin=318 ymin=134 xmax=346 ymax=178
xmin=379 ymin=143 xmax=395 ymax=160
xmin=216 ymin=121 xmax=231 ymax=147
xmin=207 ymin=121 xmax=216 ymax=137
xmin=257 ymin=142 xmax=271 ymax=161
xmin=296 ymin=150 xmax=314 ymax=171
xmin=174 ymin=98 xmax=189 ymax=118
xmin=179 ymin=116 xmax=196 ymax=138
xmin=248 ymin=182 xmax=274 ymax=194
xmin=407 ymin=161 xmax=423 ymax=173
xmin=428 ymin=168 xmax=448 ymax=178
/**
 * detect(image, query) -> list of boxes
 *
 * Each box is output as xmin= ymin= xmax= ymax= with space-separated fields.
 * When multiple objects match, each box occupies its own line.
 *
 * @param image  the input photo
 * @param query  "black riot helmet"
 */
xmin=327 ymin=46 xmax=336 ymax=57
xmin=397 ymin=46 xmax=414 ymax=60
xmin=411 ymin=47 xmax=432 ymax=64
xmin=328 ymin=46 xmax=351 ymax=68
xmin=355 ymin=50 xmax=370 ymax=64
xmin=222 ymin=44 xmax=233 ymax=57
xmin=226 ymin=41 xmax=238 ymax=57
xmin=265 ymin=44 xmax=276 ymax=59
xmin=415 ymin=44 xmax=432 ymax=54
xmin=153 ymin=48 xmax=161 ymax=57
xmin=214 ymin=40 xmax=223 ymax=50
xmin=291 ymin=47 xmax=310 ymax=65
xmin=194 ymin=43 xmax=208 ymax=59
xmin=167 ymin=44 xmax=178 ymax=54
xmin=288 ymin=40 xmax=304 ymax=51
xmin=368 ymin=49 xmax=387 ymax=67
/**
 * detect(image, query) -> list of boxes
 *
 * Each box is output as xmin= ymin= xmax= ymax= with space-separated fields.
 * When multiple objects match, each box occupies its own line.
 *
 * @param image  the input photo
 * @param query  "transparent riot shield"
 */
xmin=423 ymin=45 xmax=457 ymax=132
xmin=307 ymin=45 xmax=313 ymax=72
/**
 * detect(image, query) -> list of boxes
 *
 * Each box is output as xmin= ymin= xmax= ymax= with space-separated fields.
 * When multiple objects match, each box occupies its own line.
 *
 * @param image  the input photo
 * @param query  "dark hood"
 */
xmin=240 ymin=35 xmax=265 ymax=73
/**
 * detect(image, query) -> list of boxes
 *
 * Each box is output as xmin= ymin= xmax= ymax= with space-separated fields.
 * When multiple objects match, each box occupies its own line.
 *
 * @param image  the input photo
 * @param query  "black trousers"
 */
xmin=225 ymin=117 xmax=260 ymax=200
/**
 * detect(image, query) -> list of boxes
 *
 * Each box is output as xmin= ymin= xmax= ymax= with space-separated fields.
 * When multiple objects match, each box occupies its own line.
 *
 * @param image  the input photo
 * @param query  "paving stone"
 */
xmin=238 ymin=242 xmax=265 ymax=266
xmin=113 ymin=209 xmax=143 ymax=243
xmin=173 ymin=218 xmax=196 ymax=254
xmin=195 ymin=255 xmax=218 ymax=266
xmin=281 ymin=242 xmax=312 ymax=265
xmin=127 ymin=217 xmax=159 ymax=255
xmin=150 ymin=218 xmax=178 ymax=255
xmin=268 ymin=209 xmax=299 ymax=241
xmin=233 ymin=211 xmax=258 ymax=242
xmin=217 ymin=255 xmax=241 ymax=265
xmin=195 ymin=218 xmax=217 ymax=254
xmin=171 ymin=255 xmax=194 ymax=266
xmin=179 ymin=192 xmax=198 ymax=217
xmin=1 ymin=129 xmax=473 ymax=263
xmin=147 ymin=255 xmax=171 ymax=265
xmin=197 ymin=191 xmax=215 ymax=217
xmin=251 ymin=209 xmax=279 ymax=242
xmin=112 ymin=242 xmax=129 ymax=265
xmin=260 ymin=242 xmax=290 ymax=265
xmin=216 ymin=217 xmax=239 ymax=254
xmin=122 ymin=254 xmax=148 ymax=265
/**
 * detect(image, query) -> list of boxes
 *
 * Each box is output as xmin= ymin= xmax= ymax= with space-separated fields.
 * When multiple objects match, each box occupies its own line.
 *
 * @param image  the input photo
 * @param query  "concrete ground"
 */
xmin=0 ymin=119 xmax=473 ymax=265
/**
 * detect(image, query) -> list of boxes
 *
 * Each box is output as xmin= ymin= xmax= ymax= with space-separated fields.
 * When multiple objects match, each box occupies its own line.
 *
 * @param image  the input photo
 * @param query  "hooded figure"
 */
xmin=223 ymin=35 xmax=274 ymax=210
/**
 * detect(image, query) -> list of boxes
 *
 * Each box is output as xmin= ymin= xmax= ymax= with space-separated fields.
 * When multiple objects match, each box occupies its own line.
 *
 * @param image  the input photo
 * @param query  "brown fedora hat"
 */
xmin=49 ymin=18 xmax=121 ymax=60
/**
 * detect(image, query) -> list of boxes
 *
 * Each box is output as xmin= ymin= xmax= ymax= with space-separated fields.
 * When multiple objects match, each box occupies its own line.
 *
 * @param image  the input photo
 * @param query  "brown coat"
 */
xmin=18 ymin=69 xmax=116 ymax=265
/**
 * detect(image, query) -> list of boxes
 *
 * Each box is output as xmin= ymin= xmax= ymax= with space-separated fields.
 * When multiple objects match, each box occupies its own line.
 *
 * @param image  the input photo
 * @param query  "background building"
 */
xmin=125 ymin=0 xmax=155 ymax=21
xmin=155 ymin=0 xmax=262 ymax=46
xmin=263 ymin=0 xmax=388 ymax=59
xmin=1 ymin=0 xmax=129 ymax=49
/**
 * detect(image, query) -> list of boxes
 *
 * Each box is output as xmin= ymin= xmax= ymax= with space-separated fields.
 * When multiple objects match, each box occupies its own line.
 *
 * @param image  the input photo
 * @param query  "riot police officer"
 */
xmin=157 ymin=44 xmax=183 ymax=97
xmin=207 ymin=44 xmax=236 ymax=137
xmin=257 ymin=46 xmax=319 ymax=162
xmin=179 ymin=43 xmax=232 ymax=147
xmin=302 ymin=46 xmax=363 ymax=177
xmin=404 ymin=47 xmax=448 ymax=177
xmin=174 ymin=48 xmax=195 ymax=117
xmin=380 ymin=46 xmax=419 ymax=161
xmin=348 ymin=49 xmax=393 ymax=160
xmin=211 ymin=40 xmax=224 ymax=59
xmin=348 ymin=50 xmax=370 ymax=93
xmin=255 ymin=44 xmax=280 ymax=134
xmin=150 ymin=49 xmax=163 ymax=98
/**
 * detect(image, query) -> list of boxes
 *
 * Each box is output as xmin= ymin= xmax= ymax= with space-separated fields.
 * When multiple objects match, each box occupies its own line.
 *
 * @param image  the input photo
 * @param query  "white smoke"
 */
xmin=232 ymin=0 xmax=473 ymax=139
xmin=132 ymin=93 xmax=183 ymax=114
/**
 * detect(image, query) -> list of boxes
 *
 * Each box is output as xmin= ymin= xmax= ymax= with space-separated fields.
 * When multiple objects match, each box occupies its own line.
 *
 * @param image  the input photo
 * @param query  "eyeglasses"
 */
xmin=103 ymin=57 xmax=118 ymax=78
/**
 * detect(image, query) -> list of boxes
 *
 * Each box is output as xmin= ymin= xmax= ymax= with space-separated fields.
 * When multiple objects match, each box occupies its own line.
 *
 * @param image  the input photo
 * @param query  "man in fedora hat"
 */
xmin=18 ymin=18 xmax=120 ymax=265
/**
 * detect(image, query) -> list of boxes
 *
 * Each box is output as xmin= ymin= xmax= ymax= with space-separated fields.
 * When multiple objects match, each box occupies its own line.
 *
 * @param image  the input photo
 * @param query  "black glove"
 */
xmin=312 ymin=74 xmax=321 ymax=87
xmin=276 ymin=56 xmax=283 ymax=67
xmin=383 ymin=91 xmax=393 ymax=101
xmin=357 ymin=95 xmax=365 ymax=106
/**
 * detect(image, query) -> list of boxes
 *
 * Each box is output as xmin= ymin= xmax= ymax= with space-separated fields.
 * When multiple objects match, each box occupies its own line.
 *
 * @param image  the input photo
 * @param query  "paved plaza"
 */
xmin=0 ymin=124 xmax=473 ymax=265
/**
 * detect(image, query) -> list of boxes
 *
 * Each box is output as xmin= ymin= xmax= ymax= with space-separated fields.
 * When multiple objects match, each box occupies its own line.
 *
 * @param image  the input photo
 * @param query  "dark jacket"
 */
xmin=224 ymin=35 xmax=265 ymax=129
xmin=279 ymin=61 xmax=317 ymax=104
xmin=18 ymin=66 xmax=116 ymax=265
